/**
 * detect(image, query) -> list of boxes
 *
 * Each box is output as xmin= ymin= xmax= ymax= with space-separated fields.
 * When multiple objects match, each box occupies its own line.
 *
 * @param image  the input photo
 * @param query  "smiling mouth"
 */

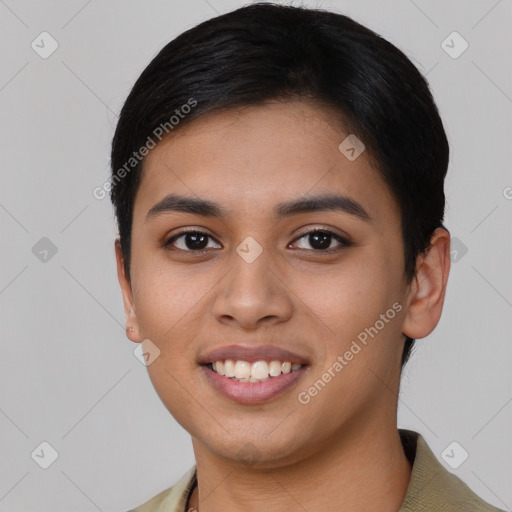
xmin=205 ymin=359 xmax=305 ymax=382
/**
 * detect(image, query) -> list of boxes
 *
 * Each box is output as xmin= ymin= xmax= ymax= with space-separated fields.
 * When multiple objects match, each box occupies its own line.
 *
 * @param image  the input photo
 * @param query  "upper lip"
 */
xmin=198 ymin=344 xmax=310 ymax=365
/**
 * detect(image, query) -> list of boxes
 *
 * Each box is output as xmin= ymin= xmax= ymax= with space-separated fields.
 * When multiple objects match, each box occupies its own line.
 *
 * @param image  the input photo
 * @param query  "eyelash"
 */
xmin=163 ymin=228 xmax=351 ymax=254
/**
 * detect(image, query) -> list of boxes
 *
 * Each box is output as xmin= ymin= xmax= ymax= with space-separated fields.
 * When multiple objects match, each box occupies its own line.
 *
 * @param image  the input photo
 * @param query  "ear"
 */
xmin=402 ymin=228 xmax=451 ymax=340
xmin=115 ymin=237 xmax=141 ymax=343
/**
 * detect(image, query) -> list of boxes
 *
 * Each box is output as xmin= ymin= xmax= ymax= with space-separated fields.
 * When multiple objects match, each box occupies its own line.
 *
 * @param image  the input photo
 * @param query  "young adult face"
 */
xmin=116 ymin=100 xmax=449 ymax=467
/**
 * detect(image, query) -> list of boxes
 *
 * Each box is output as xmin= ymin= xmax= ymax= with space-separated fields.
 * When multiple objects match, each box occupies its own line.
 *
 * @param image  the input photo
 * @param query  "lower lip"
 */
xmin=201 ymin=365 xmax=308 ymax=404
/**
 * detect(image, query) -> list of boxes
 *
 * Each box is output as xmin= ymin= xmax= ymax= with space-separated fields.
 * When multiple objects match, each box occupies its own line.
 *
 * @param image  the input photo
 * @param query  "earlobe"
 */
xmin=402 ymin=228 xmax=451 ymax=340
xmin=114 ymin=238 xmax=141 ymax=343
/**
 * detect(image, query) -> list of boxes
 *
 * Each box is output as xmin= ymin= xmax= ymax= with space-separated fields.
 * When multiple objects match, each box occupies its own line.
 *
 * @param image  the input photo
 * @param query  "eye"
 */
xmin=163 ymin=230 xmax=221 ymax=253
xmin=290 ymin=228 xmax=351 ymax=252
xmin=163 ymin=227 xmax=351 ymax=254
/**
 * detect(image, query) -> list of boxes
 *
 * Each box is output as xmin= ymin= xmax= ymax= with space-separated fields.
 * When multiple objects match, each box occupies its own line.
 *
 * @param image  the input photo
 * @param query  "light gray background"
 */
xmin=0 ymin=0 xmax=511 ymax=510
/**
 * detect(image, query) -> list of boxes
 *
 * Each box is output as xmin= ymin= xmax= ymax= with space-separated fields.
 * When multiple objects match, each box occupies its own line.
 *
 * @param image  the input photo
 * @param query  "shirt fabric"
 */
xmin=128 ymin=429 xmax=505 ymax=512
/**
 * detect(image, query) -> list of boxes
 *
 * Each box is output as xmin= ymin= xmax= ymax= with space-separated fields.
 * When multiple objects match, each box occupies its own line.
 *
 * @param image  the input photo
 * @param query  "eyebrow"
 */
xmin=145 ymin=193 xmax=371 ymax=223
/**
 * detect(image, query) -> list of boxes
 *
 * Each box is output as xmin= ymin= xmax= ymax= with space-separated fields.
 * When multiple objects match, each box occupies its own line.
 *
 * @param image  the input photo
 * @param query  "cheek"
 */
xmin=130 ymin=258 xmax=212 ymax=363
xmin=292 ymin=254 xmax=402 ymax=350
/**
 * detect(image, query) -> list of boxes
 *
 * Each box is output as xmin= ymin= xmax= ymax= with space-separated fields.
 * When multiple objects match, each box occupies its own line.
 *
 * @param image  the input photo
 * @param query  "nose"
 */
xmin=211 ymin=246 xmax=294 ymax=329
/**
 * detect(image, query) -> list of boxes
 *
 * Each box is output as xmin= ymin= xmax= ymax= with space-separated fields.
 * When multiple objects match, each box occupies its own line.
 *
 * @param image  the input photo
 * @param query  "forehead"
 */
xmin=133 ymin=101 xmax=397 ymax=224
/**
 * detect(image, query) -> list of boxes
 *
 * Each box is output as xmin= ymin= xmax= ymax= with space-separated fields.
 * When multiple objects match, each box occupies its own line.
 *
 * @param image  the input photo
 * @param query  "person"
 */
xmin=110 ymin=3 xmax=504 ymax=511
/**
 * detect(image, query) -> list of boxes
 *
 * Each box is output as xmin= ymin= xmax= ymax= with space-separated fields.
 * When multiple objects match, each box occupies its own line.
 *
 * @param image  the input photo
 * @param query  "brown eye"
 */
xmin=291 ymin=229 xmax=350 ymax=252
xmin=164 ymin=230 xmax=221 ymax=252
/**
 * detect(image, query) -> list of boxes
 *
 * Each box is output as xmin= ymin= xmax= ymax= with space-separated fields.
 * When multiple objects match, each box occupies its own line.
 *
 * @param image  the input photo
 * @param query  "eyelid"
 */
xmin=292 ymin=225 xmax=351 ymax=242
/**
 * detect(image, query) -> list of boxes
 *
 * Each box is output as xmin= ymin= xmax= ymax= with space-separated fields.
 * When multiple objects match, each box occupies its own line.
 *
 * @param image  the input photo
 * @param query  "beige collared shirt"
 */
xmin=128 ymin=429 xmax=505 ymax=512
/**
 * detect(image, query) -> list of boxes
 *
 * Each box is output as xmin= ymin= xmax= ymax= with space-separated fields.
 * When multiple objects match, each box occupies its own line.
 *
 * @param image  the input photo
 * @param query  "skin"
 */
xmin=115 ymin=100 xmax=451 ymax=512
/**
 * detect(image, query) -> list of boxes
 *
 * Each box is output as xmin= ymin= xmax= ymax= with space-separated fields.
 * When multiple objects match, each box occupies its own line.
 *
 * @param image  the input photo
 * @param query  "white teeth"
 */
xmin=210 ymin=359 xmax=304 ymax=381
xmin=249 ymin=376 xmax=269 ymax=382
xmin=224 ymin=359 xmax=235 ymax=377
xmin=269 ymin=360 xmax=282 ymax=377
xmin=234 ymin=360 xmax=251 ymax=379
xmin=251 ymin=361 xmax=269 ymax=380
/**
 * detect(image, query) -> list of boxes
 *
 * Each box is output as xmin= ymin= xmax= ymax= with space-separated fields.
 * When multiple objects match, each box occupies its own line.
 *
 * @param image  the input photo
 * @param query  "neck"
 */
xmin=187 ymin=422 xmax=412 ymax=512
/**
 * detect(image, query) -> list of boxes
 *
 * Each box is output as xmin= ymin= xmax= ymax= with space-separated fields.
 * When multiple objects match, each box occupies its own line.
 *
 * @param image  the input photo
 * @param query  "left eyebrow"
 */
xmin=145 ymin=193 xmax=371 ymax=223
xmin=274 ymin=194 xmax=371 ymax=222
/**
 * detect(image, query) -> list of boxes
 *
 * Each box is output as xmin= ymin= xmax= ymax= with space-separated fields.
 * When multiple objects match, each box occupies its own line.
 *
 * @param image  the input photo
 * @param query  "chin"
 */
xmin=198 ymin=431 xmax=312 ymax=468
